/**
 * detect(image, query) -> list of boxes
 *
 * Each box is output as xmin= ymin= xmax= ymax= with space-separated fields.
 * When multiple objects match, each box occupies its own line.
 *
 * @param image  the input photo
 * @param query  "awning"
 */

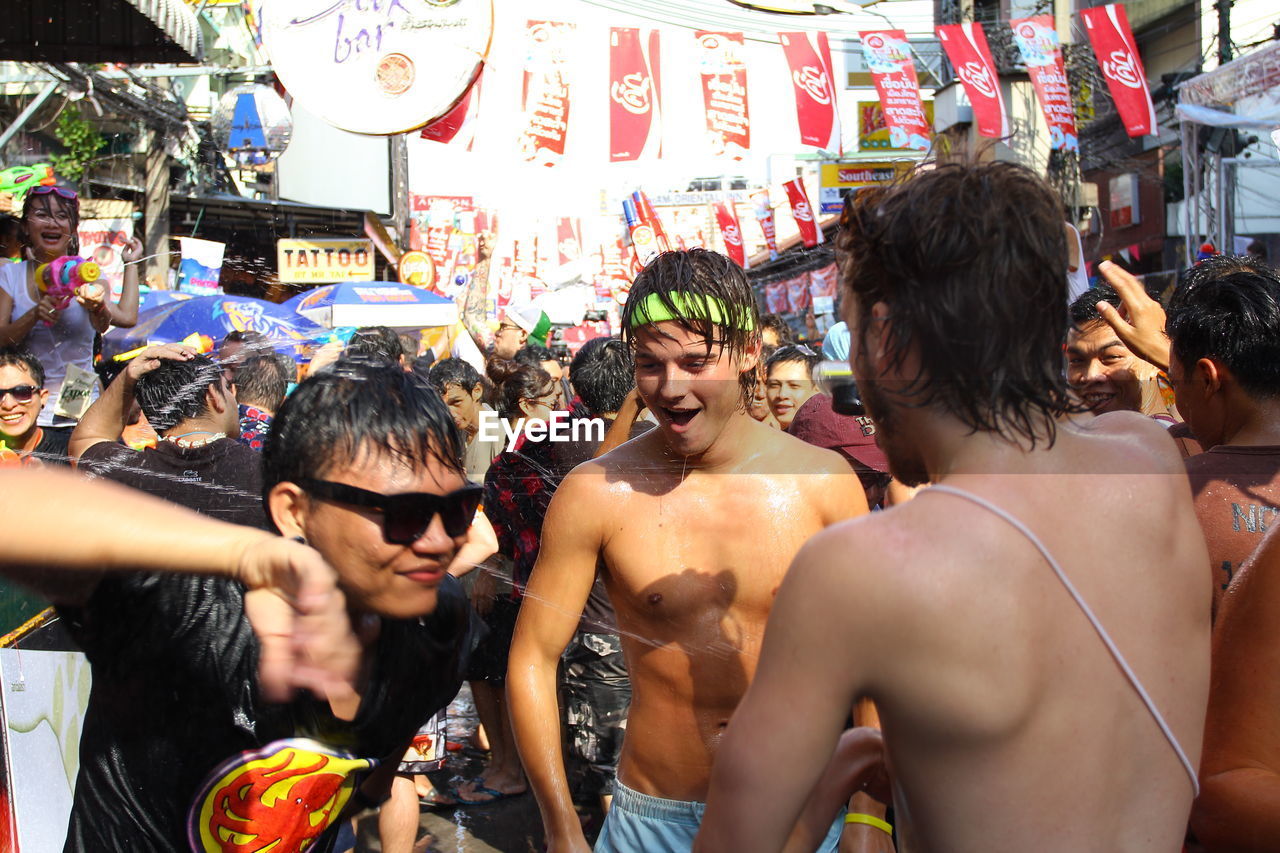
xmin=1 ymin=0 xmax=203 ymax=64
xmin=171 ymin=194 xmax=368 ymax=240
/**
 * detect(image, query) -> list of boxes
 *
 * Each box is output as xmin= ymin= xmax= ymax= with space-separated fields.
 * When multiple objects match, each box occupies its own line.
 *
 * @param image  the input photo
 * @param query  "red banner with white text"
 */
xmin=713 ymin=202 xmax=746 ymax=267
xmin=783 ymin=178 xmax=823 ymax=248
xmin=610 ymin=28 xmax=663 ymax=161
xmin=420 ymin=70 xmax=482 ymax=149
xmin=1009 ymin=17 xmax=1078 ymax=151
xmin=556 ymin=217 xmax=583 ymax=266
xmin=936 ymin=23 xmax=1008 ymax=139
xmin=859 ymin=30 xmax=931 ymax=152
xmin=779 ymin=31 xmax=841 ymax=153
xmin=695 ymin=31 xmax=750 ymax=160
xmin=520 ymin=20 xmax=575 ymax=167
xmin=1080 ymin=4 xmax=1157 ymax=137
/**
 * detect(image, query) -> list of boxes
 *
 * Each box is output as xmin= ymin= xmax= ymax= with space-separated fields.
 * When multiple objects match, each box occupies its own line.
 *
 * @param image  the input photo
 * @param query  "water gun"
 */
xmin=0 ymin=163 xmax=55 ymax=202
xmin=35 ymin=256 xmax=102 ymax=325
xmin=0 ymin=439 xmax=22 ymax=468
xmin=113 ymin=332 xmax=215 ymax=363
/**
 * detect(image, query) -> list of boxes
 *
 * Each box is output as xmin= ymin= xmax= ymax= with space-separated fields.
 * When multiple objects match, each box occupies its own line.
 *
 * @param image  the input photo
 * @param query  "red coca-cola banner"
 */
xmin=520 ymin=21 xmax=575 ymax=167
xmin=783 ymin=178 xmax=823 ymax=248
xmin=556 ymin=217 xmax=582 ymax=265
xmin=1080 ymin=4 xmax=1157 ymax=138
xmin=695 ymin=31 xmax=750 ymax=160
xmin=779 ymin=31 xmax=841 ymax=153
xmin=1009 ymin=17 xmax=1078 ymax=151
xmin=751 ymin=189 xmax=779 ymax=261
xmin=936 ymin=23 xmax=1008 ymax=139
xmin=713 ymin=201 xmax=746 ymax=267
xmin=610 ymin=28 xmax=662 ymax=162
xmin=421 ymin=69 xmax=483 ymax=149
xmin=859 ymin=30 xmax=931 ymax=152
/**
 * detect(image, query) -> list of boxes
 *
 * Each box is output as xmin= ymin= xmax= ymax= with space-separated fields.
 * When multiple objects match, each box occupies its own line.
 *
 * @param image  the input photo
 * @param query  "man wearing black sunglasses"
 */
xmin=52 ymin=360 xmax=488 ymax=852
xmin=0 ymin=347 xmax=68 ymax=465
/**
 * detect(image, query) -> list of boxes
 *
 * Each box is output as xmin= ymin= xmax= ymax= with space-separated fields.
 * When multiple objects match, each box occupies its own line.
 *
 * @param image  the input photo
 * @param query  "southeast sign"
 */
xmin=818 ymin=161 xmax=908 ymax=213
xmin=277 ymin=239 xmax=375 ymax=283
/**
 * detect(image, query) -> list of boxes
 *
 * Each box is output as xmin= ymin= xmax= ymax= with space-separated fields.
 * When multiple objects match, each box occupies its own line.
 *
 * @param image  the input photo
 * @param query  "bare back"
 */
xmin=584 ymin=419 xmax=865 ymax=801
xmin=853 ymin=416 xmax=1209 ymax=851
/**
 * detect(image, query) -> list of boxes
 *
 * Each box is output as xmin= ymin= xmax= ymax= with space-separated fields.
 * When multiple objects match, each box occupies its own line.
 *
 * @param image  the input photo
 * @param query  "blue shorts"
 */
xmin=594 ymin=780 xmax=845 ymax=853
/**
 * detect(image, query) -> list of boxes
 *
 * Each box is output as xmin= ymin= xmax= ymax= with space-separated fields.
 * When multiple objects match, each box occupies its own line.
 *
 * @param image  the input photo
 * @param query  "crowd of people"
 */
xmin=1 ymin=161 xmax=1279 ymax=852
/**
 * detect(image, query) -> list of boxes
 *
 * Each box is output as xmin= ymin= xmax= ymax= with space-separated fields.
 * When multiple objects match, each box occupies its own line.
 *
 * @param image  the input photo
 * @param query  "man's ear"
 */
xmin=206 ymin=382 xmax=230 ymax=416
xmin=470 ymin=383 xmax=484 ymax=403
xmin=739 ymin=334 xmax=762 ymax=375
xmin=864 ymin=301 xmax=894 ymax=371
xmin=268 ymin=482 xmax=309 ymax=540
xmin=1197 ymin=357 xmax=1225 ymax=396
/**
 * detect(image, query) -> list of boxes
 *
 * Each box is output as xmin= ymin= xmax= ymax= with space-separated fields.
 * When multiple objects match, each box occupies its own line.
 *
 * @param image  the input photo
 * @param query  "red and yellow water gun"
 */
xmin=35 ymin=255 xmax=102 ymax=325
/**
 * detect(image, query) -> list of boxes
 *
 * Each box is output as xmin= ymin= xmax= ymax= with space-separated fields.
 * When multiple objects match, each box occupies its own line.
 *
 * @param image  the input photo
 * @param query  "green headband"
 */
xmin=626 ymin=291 xmax=756 ymax=331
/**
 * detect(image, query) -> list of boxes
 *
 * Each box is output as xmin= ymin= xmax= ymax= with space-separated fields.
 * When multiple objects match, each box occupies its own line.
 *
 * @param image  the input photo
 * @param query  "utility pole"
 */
xmin=1216 ymin=0 xmax=1234 ymax=251
xmin=1216 ymin=0 xmax=1232 ymax=65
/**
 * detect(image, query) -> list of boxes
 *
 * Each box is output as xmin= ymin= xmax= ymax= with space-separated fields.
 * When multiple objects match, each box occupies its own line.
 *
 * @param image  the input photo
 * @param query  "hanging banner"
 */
xmin=609 ymin=28 xmax=663 ymax=162
xmin=1010 ymin=17 xmax=1078 ymax=152
xmin=520 ymin=20 xmax=575 ymax=167
xmin=421 ymin=70 xmax=483 ymax=149
xmin=712 ymin=202 xmax=746 ymax=267
xmin=77 ymin=219 xmax=132 ymax=301
xmin=782 ymin=178 xmax=823 ymax=248
xmin=1080 ymin=4 xmax=1157 ymax=138
xmin=751 ymin=189 xmax=779 ymax=261
xmin=695 ymin=31 xmax=750 ymax=160
xmin=936 ymin=23 xmax=1009 ymax=139
xmin=859 ymin=30 xmax=931 ymax=152
xmin=177 ymin=237 xmax=225 ymax=295
xmin=779 ymin=31 xmax=842 ymax=153
xmin=556 ymin=217 xmax=583 ymax=265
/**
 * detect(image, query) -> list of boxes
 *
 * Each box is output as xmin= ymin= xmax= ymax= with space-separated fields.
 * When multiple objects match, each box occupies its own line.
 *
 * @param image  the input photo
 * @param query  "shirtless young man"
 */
xmin=697 ymin=163 xmax=1211 ymax=852
xmin=507 ymin=248 xmax=869 ymax=852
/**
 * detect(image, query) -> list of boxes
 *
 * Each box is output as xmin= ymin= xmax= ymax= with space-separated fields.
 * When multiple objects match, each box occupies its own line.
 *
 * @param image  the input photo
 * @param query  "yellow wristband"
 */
xmin=845 ymin=812 xmax=893 ymax=835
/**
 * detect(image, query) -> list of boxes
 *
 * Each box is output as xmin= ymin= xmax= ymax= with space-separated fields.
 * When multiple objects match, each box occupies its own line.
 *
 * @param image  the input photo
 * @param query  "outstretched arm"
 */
xmin=0 ymin=468 xmax=358 ymax=702
xmin=507 ymin=471 xmax=605 ymax=853
xmin=1191 ymin=527 xmax=1280 ymax=848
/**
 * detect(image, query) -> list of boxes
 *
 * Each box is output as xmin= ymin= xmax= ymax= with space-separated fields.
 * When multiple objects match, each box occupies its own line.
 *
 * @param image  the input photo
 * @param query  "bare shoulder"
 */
xmin=1079 ymin=411 xmax=1185 ymax=475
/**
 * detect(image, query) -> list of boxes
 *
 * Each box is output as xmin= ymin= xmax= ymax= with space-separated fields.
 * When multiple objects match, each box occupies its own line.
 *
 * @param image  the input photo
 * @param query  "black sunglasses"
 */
xmin=0 ymin=385 xmax=39 ymax=403
xmin=296 ymin=478 xmax=483 ymax=544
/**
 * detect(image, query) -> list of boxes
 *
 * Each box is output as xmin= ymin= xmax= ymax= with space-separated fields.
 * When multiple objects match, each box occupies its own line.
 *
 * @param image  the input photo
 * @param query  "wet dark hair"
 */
xmin=234 ymin=353 xmax=290 ymax=411
xmin=1069 ymin=284 xmax=1119 ymax=328
xmin=621 ymin=248 xmax=760 ymax=403
xmin=0 ymin=214 xmax=20 ymax=250
xmin=488 ymin=359 xmax=553 ymax=420
xmin=0 ymin=348 xmax=45 ymax=387
xmin=765 ymin=343 xmax=821 ymax=378
xmin=570 ymin=337 xmax=633 ymax=416
xmin=262 ymin=360 xmax=467 ymax=521
xmin=344 ymin=326 xmax=404 ymax=365
xmin=515 ymin=344 xmax=556 ymax=369
xmin=19 ymin=189 xmax=80 ymax=257
xmin=425 ymin=357 xmax=484 ymax=395
xmin=134 ymin=354 xmax=225 ymax=433
xmin=838 ymin=162 xmax=1072 ymax=448
xmin=759 ymin=313 xmax=795 ymax=345
xmin=1167 ymin=254 xmax=1280 ymax=398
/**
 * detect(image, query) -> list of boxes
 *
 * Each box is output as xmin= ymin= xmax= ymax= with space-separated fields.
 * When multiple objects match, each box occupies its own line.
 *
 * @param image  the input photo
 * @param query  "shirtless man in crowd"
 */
xmin=698 ymin=163 xmax=1210 ymax=852
xmin=508 ymin=248 xmax=869 ymax=852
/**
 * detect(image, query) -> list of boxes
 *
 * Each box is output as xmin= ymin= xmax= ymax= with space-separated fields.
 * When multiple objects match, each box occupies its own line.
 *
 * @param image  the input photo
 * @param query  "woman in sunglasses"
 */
xmin=0 ymin=185 xmax=141 ymax=448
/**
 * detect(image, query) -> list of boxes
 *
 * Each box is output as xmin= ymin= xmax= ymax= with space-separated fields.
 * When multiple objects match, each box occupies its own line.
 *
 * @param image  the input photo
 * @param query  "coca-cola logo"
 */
xmin=957 ymin=60 xmax=997 ymax=99
xmin=722 ymin=224 xmax=742 ymax=245
xmin=866 ymin=34 xmax=885 ymax=50
xmin=698 ymin=33 xmax=721 ymax=50
xmin=793 ymin=200 xmax=814 ymax=222
xmin=1016 ymin=23 xmax=1037 ymax=40
xmin=1102 ymin=49 xmax=1144 ymax=89
xmin=793 ymin=66 xmax=830 ymax=105
xmin=611 ymin=73 xmax=652 ymax=115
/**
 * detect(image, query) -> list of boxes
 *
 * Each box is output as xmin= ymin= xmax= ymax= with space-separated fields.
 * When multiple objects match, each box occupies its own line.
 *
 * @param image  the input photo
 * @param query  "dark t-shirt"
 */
xmin=78 ymin=438 xmax=267 ymax=529
xmin=56 ymin=572 xmax=472 ymax=852
xmin=1185 ymin=445 xmax=1280 ymax=617
xmin=31 ymin=426 xmax=72 ymax=466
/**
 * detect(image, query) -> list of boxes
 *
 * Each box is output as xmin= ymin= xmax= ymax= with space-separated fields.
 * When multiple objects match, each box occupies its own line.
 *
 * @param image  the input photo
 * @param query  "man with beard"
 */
xmin=697 ymin=163 xmax=1209 ymax=852
xmin=508 ymin=248 xmax=868 ymax=852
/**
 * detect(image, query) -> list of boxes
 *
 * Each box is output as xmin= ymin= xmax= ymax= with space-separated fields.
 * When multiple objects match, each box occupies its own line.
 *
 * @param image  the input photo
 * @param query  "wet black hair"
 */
xmin=0 ymin=214 xmax=20 ymax=251
xmin=134 ymin=354 xmax=225 ymax=434
xmin=488 ymin=359 xmax=554 ymax=421
xmin=621 ymin=248 xmax=761 ymax=404
xmin=765 ymin=343 xmax=821 ymax=378
xmin=1069 ymin=284 xmax=1119 ymax=328
xmin=344 ymin=326 xmax=404 ymax=365
xmin=759 ymin=313 xmax=795 ymax=345
xmin=19 ymin=189 xmax=80 ymax=257
xmin=0 ymin=348 xmax=45 ymax=387
xmin=569 ymin=337 xmax=633 ymax=416
xmin=425 ymin=357 xmax=484 ymax=395
xmin=234 ymin=353 xmax=290 ymax=412
xmin=514 ymin=344 xmax=556 ymax=369
xmin=262 ymin=360 xmax=467 ymax=521
xmin=838 ymin=161 xmax=1073 ymax=448
xmin=1167 ymin=254 xmax=1280 ymax=398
